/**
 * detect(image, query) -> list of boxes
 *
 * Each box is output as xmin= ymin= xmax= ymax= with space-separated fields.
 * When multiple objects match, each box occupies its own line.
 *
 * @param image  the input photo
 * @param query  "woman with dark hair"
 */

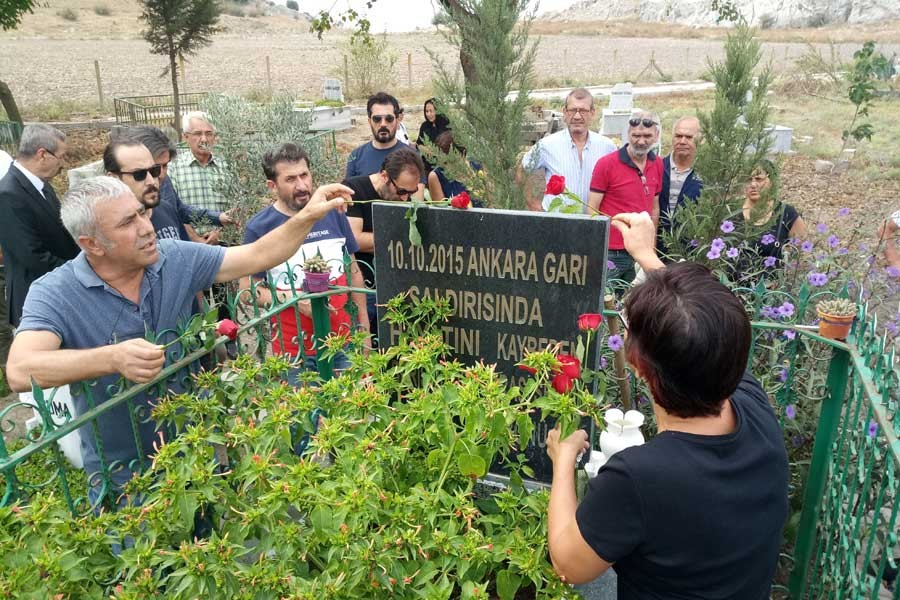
xmin=426 ymin=130 xmax=483 ymax=206
xmin=738 ymin=158 xmax=807 ymax=265
xmin=415 ymin=98 xmax=450 ymax=170
xmin=546 ymin=212 xmax=789 ymax=599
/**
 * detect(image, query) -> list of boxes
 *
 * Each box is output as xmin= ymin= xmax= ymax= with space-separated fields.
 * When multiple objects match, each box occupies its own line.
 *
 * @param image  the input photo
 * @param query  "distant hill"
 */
xmin=546 ymin=0 xmax=900 ymax=28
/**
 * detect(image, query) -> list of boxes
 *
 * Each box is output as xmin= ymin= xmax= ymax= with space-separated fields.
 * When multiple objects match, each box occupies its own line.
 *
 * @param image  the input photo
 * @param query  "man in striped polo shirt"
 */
xmin=519 ymin=88 xmax=617 ymax=212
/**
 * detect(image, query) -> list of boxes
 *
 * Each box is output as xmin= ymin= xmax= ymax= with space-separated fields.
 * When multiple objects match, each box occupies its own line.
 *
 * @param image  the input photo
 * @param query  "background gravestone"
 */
xmin=373 ymin=204 xmax=609 ymax=482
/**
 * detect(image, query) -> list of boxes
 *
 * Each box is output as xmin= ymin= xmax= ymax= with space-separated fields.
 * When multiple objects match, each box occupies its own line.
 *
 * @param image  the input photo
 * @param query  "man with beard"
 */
xmin=0 ymin=124 xmax=79 ymax=328
xmin=343 ymin=148 xmax=425 ymax=342
xmin=657 ymin=117 xmax=702 ymax=256
xmin=589 ymin=112 xmax=663 ymax=286
xmin=346 ymin=92 xmax=425 ymax=198
xmin=519 ymin=88 xmax=617 ymax=212
xmin=243 ymin=143 xmax=369 ymax=373
xmin=7 ymin=175 xmax=353 ymax=504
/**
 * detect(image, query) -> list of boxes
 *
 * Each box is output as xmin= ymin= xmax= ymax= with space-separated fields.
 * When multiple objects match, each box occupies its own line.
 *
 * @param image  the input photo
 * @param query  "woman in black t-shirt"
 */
xmin=415 ymin=98 xmax=450 ymax=171
xmin=738 ymin=160 xmax=807 ymax=263
xmin=545 ymin=213 xmax=789 ymax=600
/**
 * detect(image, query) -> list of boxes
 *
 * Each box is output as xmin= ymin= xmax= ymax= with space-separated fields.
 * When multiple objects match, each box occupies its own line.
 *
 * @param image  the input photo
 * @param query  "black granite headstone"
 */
xmin=372 ymin=204 xmax=609 ymax=482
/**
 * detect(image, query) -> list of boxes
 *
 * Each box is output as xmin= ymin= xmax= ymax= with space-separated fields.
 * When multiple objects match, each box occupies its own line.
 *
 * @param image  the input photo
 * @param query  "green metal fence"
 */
xmin=1 ymin=279 xmax=897 ymax=598
xmin=0 ymin=120 xmax=22 ymax=155
xmin=113 ymin=93 xmax=209 ymax=131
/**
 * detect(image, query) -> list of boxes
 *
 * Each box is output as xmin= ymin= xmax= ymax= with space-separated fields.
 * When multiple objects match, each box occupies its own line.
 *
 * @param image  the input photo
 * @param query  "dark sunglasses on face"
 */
xmin=389 ymin=177 xmax=417 ymax=198
xmin=371 ymin=114 xmax=396 ymax=124
xmin=115 ymin=164 xmax=162 ymax=182
xmin=629 ymin=118 xmax=658 ymax=128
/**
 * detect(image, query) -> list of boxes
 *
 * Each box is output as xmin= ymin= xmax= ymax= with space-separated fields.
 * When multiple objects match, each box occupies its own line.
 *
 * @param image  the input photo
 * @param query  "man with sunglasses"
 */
xmin=343 ymin=148 xmax=425 ymax=342
xmin=345 ymin=92 xmax=425 ymax=199
xmin=0 ymin=124 xmax=79 ymax=328
xmin=519 ymin=88 xmax=616 ymax=212
xmin=588 ymin=112 xmax=663 ymax=289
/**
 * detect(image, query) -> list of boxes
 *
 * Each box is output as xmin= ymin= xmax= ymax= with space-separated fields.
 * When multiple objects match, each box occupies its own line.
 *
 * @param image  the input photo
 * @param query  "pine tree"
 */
xmin=138 ymin=0 xmax=222 ymax=138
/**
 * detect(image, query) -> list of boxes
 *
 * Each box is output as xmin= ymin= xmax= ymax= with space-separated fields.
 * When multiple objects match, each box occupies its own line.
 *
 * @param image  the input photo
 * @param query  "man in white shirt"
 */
xmin=0 ymin=149 xmax=12 ymax=179
xmin=519 ymin=88 xmax=617 ymax=212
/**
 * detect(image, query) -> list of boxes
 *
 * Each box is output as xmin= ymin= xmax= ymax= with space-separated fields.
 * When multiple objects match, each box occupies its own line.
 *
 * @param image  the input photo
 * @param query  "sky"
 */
xmin=279 ymin=1 xmax=577 ymax=32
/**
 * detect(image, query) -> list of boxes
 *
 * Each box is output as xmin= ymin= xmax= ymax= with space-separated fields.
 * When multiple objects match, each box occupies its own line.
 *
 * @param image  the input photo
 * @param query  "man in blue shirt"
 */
xmin=6 ymin=176 xmax=352 ymax=504
xmin=346 ymin=92 xmax=425 ymax=199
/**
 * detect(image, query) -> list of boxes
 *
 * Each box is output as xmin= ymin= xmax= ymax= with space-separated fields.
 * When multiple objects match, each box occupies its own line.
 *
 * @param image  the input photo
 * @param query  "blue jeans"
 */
xmin=285 ymin=349 xmax=351 ymax=386
xmin=574 ymin=569 xmax=618 ymax=599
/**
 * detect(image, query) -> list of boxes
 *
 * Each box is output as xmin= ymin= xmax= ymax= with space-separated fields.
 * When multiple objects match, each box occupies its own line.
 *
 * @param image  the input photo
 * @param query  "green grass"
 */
xmin=93 ymin=4 xmax=111 ymax=16
xmin=0 ymin=368 xmax=9 ymax=398
xmin=20 ymin=98 xmax=106 ymax=121
xmin=56 ymin=8 xmax=78 ymax=21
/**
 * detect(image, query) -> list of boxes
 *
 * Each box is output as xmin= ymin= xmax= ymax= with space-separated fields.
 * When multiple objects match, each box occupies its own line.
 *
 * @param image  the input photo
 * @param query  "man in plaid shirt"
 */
xmin=168 ymin=111 xmax=228 ymax=240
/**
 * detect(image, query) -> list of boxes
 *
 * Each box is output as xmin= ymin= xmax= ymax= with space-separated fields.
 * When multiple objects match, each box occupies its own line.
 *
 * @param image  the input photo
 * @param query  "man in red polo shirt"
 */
xmin=589 ymin=112 xmax=663 ymax=289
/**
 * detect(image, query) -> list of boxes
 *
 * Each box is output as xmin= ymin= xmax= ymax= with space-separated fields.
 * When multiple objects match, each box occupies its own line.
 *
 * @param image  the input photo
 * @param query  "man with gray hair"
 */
xmin=0 ymin=123 xmax=79 ymax=327
xmin=6 ymin=175 xmax=353 ymax=505
xmin=588 ymin=111 xmax=663 ymax=287
xmin=519 ymin=88 xmax=616 ymax=212
xmin=167 ymin=111 xmax=228 ymax=241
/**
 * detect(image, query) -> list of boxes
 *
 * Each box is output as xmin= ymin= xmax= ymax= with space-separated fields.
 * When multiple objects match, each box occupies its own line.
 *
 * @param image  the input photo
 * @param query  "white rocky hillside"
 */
xmin=547 ymin=0 xmax=900 ymax=28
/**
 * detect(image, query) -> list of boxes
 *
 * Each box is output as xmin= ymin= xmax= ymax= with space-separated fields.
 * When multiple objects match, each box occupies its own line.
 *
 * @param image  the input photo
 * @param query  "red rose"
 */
xmin=545 ymin=174 xmax=565 ymax=196
xmin=577 ymin=313 xmax=603 ymax=331
xmin=551 ymin=373 xmax=573 ymax=393
xmin=450 ymin=191 xmax=471 ymax=209
xmin=518 ymin=363 xmax=537 ymax=374
xmin=556 ymin=354 xmax=581 ymax=379
xmin=215 ymin=318 xmax=239 ymax=341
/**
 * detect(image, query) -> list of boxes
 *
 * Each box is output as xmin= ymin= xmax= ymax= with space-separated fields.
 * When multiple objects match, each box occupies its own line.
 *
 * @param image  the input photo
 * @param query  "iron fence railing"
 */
xmin=0 ymin=274 xmax=897 ymax=598
xmin=113 ymin=93 xmax=209 ymax=131
xmin=0 ymin=120 xmax=22 ymax=155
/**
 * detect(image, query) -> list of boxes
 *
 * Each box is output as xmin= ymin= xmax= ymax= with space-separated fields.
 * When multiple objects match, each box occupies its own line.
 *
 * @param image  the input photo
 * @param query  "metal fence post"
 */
xmin=311 ymin=295 xmax=334 ymax=381
xmin=788 ymin=346 xmax=850 ymax=598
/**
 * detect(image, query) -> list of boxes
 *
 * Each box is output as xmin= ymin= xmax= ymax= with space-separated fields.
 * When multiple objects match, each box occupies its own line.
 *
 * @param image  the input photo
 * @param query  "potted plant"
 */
xmin=302 ymin=255 xmax=331 ymax=293
xmin=816 ymin=297 xmax=857 ymax=340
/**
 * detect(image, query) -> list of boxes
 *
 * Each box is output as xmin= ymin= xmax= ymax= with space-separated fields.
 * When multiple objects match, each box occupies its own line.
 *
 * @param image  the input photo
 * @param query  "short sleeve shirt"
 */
xmin=575 ymin=372 xmax=789 ymax=600
xmin=590 ymin=146 xmax=663 ymax=250
xmin=244 ymin=205 xmax=358 ymax=357
xmin=345 ymin=142 xmax=426 ymax=184
xmin=168 ymin=151 xmax=229 ymax=216
xmin=342 ymin=175 xmax=380 ymax=286
xmin=17 ymin=240 xmax=226 ymax=480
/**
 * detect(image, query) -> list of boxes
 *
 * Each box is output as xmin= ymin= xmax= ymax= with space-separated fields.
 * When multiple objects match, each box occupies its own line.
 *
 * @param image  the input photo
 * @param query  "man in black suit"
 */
xmin=0 ymin=124 xmax=79 ymax=327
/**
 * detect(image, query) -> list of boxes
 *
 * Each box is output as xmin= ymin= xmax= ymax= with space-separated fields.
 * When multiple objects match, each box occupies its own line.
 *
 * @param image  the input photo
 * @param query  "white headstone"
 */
xmin=322 ymin=78 xmax=344 ymax=102
xmin=608 ymin=82 xmax=634 ymax=112
xmin=67 ymin=159 xmax=104 ymax=189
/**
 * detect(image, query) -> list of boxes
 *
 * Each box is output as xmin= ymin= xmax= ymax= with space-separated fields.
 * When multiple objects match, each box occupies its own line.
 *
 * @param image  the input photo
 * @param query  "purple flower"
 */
xmin=707 ymin=248 xmax=721 ymax=260
xmin=859 ymin=243 xmax=869 ymax=252
xmin=867 ymin=420 xmax=878 ymax=438
xmin=886 ymin=321 xmax=898 ymax=336
xmin=711 ymin=237 xmax=726 ymax=251
xmin=760 ymin=233 xmax=776 ymax=245
xmin=816 ymin=223 xmax=828 ymax=234
xmin=807 ymin=272 xmax=829 ymax=287
xmin=688 ymin=239 xmax=699 ymax=248
xmin=763 ymin=256 xmax=778 ymax=268
xmin=778 ymin=368 xmax=788 ymax=383
xmin=600 ymin=356 xmax=608 ymax=369
xmin=837 ymin=247 xmax=849 ymax=255
xmin=785 ymin=404 xmax=797 ymax=420
xmin=607 ymin=260 xmax=616 ymax=271
xmin=792 ymin=435 xmax=804 ymax=447
xmin=726 ymin=247 xmax=739 ymax=259
xmin=838 ymin=207 xmax=850 ymax=217
xmin=779 ymin=302 xmax=795 ymax=318
xmin=637 ymin=395 xmax=649 ymax=407
xmin=720 ymin=220 xmax=735 ymax=233
xmin=783 ymin=329 xmax=796 ymax=340
xmin=887 ymin=266 xmax=900 ymax=278
xmin=827 ymin=235 xmax=840 ymax=248
xmin=760 ymin=306 xmax=777 ymax=319
xmin=608 ymin=334 xmax=623 ymax=352
xmin=801 ymin=241 xmax=814 ymax=253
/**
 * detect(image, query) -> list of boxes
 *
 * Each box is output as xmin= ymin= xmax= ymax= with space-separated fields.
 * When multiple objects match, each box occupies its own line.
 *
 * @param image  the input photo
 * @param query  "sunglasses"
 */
xmin=629 ymin=118 xmax=659 ymax=128
xmin=389 ymin=176 xmax=417 ymax=198
xmin=115 ymin=165 xmax=162 ymax=182
xmin=371 ymin=114 xmax=397 ymax=124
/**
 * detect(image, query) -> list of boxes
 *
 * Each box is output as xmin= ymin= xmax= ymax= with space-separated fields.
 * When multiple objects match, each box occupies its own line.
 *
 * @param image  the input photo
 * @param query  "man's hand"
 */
xmin=203 ymin=229 xmax=221 ymax=245
xmin=611 ymin=212 xmax=664 ymax=272
xmin=546 ymin=426 xmax=589 ymax=466
xmin=111 ymin=339 xmax=166 ymax=383
xmin=219 ymin=210 xmax=238 ymax=227
xmin=300 ymin=183 xmax=354 ymax=222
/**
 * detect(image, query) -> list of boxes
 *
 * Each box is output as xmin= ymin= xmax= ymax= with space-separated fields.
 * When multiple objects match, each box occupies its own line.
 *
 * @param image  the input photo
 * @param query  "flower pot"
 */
xmin=817 ymin=310 xmax=855 ymax=340
xmin=599 ymin=408 xmax=645 ymax=459
xmin=303 ymin=271 xmax=331 ymax=293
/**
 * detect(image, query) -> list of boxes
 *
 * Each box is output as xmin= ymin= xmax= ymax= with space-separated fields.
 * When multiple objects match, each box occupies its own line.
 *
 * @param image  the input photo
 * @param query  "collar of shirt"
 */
xmin=618 ymin=144 xmax=657 ymax=172
xmin=72 ymin=249 xmax=167 ymax=295
xmin=181 ymin=151 xmax=219 ymax=169
xmin=13 ymin=160 xmax=46 ymax=196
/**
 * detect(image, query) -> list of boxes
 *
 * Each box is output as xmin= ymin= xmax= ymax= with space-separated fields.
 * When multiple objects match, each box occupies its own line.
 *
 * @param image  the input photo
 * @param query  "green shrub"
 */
xmin=93 ymin=4 xmax=111 ymax=16
xmin=56 ymin=8 xmax=78 ymax=21
xmin=286 ymin=0 xmax=298 ymax=10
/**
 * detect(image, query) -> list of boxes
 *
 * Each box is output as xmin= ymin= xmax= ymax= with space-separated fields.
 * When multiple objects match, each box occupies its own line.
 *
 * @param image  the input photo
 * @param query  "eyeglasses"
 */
xmin=115 ymin=165 xmax=162 ymax=182
xmin=41 ymin=148 xmax=60 ymax=160
xmin=371 ymin=114 xmax=397 ymax=124
xmin=188 ymin=130 xmax=216 ymax=138
xmin=629 ymin=118 xmax=659 ymax=128
xmin=564 ymin=108 xmax=593 ymax=116
xmin=389 ymin=176 xmax=417 ymax=198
